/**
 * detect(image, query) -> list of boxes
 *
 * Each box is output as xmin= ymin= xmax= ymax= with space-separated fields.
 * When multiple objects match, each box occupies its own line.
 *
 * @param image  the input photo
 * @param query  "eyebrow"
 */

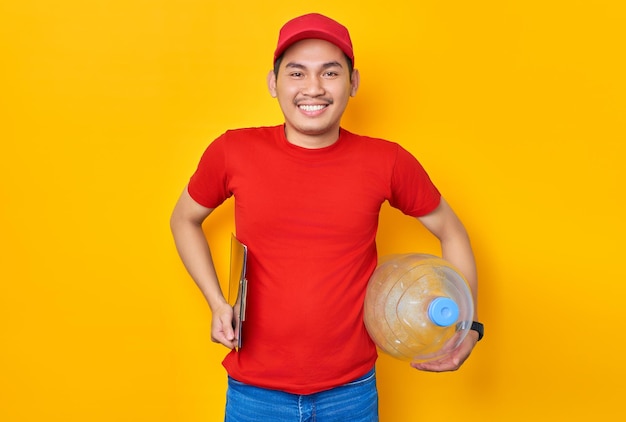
xmin=284 ymin=61 xmax=344 ymax=71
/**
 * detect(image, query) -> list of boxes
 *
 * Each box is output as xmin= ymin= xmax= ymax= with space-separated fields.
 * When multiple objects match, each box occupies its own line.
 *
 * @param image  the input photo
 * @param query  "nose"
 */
xmin=301 ymin=76 xmax=325 ymax=97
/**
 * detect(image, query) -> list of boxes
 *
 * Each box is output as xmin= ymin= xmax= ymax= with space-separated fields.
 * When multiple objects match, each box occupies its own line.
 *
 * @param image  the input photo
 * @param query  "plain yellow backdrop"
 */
xmin=1 ymin=0 xmax=625 ymax=421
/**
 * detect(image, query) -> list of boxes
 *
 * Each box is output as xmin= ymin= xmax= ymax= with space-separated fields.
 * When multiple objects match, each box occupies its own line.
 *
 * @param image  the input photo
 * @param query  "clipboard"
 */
xmin=228 ymin=233 xmax=248 ymax=350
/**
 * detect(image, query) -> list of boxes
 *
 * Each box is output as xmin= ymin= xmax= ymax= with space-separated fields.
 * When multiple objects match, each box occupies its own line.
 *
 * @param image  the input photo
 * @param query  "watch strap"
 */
xmin=470 ymin=321 xmax=484 ymax=341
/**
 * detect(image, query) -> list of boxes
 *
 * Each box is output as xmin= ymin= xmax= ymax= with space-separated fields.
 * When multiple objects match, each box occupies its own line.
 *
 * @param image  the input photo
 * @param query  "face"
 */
xmin=267 ymin=39 xmax=359 ymax=149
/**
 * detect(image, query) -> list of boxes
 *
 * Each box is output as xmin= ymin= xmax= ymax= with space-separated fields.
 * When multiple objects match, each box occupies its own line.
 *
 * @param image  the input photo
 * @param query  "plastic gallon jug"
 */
xmin=363 ymin=253 xmax=474 ymax=363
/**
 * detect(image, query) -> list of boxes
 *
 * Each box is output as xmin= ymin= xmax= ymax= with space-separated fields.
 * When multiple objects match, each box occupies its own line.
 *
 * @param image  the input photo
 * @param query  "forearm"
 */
xmin=418 ymin=198 xmax=479 ymax=319
xmin=439 ymin=228 xmax=478 ymax=320
xmin=170 ymin=217 xmax=226 ymax=312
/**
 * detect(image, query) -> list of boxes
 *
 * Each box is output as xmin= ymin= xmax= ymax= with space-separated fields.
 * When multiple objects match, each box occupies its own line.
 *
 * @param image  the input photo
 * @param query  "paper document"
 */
xmin=228 ymin=234 xmax=248 ymax=350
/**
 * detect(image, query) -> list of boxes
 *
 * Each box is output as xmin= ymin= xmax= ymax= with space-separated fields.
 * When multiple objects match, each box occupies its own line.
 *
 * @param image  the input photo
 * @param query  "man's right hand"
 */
xmin=211 ymin=300 xmax=237 ymax=349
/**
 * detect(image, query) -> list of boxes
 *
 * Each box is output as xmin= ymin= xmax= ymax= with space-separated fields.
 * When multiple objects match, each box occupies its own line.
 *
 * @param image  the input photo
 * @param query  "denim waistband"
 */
xmin=343 ymin=367 xmax=376 ymax=386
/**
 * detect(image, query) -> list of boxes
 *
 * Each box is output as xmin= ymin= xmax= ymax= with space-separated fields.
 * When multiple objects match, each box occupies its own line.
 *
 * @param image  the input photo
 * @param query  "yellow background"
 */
xmin=1 ymin=1 xmax=625 ymax=420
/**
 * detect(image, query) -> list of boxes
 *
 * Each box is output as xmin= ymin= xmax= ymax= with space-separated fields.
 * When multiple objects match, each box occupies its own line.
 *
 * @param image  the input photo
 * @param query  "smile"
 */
xmin=298 ymin=104 xmax=327 ymax=112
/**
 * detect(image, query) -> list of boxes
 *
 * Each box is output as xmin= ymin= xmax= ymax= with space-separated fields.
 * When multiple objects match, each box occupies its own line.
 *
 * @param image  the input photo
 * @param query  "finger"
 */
xmin=221 ymin=314 xmax=235 ymax=342
xmin=211 ymin=316 xmax=236 ymax=349
xmin=411 ymin=355 xmax=459 ymax=372
xmin=211 ymin=328 xmax=236 ymax=349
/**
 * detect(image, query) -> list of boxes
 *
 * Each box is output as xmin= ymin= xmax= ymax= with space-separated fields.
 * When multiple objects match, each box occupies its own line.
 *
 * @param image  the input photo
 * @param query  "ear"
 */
xmin=267 ymin=70 xmax=277 ymax=98
xmin=350 ymin=69 xmax=360 ymax=97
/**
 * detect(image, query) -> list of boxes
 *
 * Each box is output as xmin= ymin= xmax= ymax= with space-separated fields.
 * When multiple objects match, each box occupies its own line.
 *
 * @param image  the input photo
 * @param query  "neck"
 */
xmin=284 ymin=126 xmax=341 ymax=149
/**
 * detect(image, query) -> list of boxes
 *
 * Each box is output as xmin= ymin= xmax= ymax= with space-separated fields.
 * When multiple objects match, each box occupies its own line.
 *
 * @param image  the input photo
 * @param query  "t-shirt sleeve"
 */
xmin=187 ymin=133 xmax=232 ymax=209
xmin=389 ymin=145 xmax=441 ymax=217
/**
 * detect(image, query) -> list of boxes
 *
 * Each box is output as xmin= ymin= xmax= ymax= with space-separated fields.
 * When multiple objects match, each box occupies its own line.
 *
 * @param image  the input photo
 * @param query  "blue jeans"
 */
xmin=225 ymin=368 xmax=379 ymax=422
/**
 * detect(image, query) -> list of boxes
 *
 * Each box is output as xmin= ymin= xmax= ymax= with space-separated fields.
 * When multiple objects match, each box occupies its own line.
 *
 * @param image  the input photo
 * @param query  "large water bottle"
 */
xmin=363 ymin=253 xmax=474 ymax=363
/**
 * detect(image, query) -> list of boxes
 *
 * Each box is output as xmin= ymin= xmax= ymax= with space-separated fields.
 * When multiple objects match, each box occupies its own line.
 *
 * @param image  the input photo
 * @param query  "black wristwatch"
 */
xmin=470 ymin=321 xmax=484 ymax=341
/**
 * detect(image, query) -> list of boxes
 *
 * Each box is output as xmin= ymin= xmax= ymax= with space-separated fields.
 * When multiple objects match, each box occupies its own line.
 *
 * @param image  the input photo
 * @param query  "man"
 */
xmin=170 ymin=13 xmax=483 ymax=421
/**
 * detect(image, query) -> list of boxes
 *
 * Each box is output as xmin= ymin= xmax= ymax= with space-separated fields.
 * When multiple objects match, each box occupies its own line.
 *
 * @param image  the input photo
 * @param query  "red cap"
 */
xmin=274 ymin=13 xmax=354 ymax=65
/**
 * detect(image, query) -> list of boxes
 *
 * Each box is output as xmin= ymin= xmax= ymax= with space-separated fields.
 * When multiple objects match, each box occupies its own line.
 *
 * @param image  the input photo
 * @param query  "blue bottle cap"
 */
xmin=428 ymin=297 xmax=460 ymax=327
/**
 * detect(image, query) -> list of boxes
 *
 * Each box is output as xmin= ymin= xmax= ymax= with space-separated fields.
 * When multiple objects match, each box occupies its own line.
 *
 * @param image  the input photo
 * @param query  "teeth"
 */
xmin=299 ymin=105 xmax=326 ymax=112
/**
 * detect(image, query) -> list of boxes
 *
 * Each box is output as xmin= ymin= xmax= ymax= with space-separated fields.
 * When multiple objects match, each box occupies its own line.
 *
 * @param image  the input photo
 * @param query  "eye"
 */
xmin=323 ymin=71 xmax=339 ymax=78
xmin=289 ymin=72 xmax=303 ymax=78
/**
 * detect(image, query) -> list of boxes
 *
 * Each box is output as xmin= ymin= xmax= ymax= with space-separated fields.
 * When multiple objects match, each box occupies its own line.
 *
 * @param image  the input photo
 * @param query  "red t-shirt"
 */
xmin=188 ymin=125 xmax=441 ymax=394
